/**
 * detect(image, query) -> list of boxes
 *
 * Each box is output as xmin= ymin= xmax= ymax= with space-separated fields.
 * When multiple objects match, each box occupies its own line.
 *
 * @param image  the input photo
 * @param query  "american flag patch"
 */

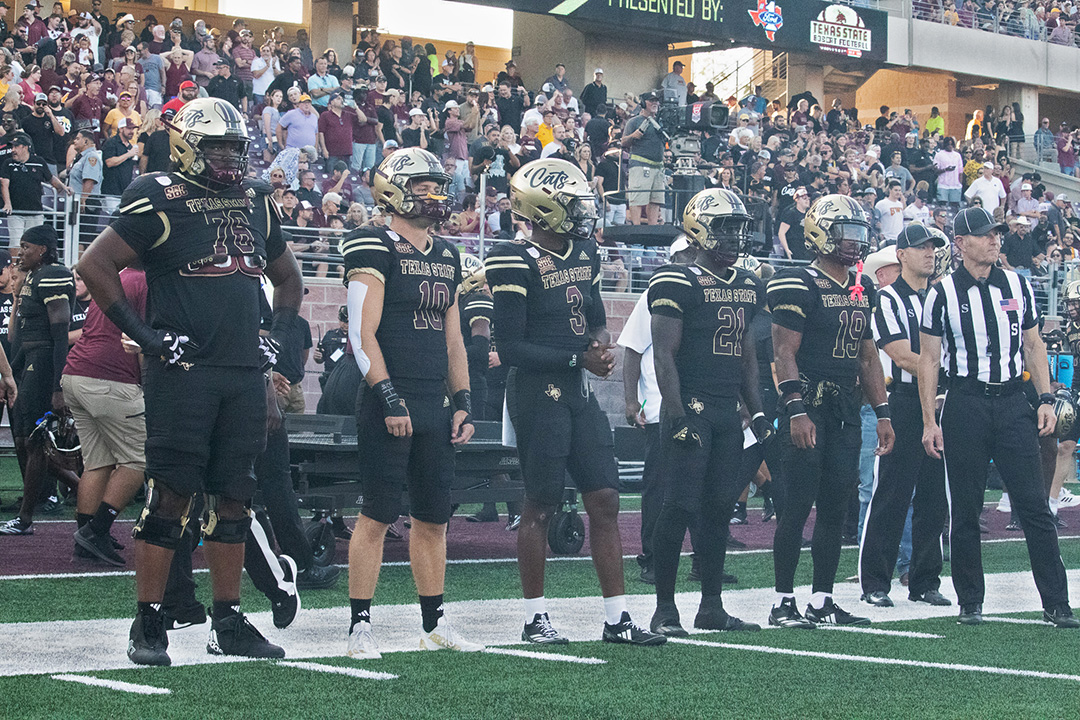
xmin=999 ymin=298 xmax=1020 ymax=312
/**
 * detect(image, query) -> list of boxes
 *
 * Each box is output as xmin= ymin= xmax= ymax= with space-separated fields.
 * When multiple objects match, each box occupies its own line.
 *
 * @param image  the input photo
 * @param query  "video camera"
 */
xmin=648 ymin=90 xmax=731 ymax=172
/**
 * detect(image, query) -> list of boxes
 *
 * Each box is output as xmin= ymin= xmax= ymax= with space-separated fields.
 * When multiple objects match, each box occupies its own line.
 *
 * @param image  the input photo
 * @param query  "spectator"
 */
xmin=278 ymin=94 xmax=319 ymax=150
xmin=161 ymin=79 xmax=197 ymax=116
xmin=102 ymin=90 xmax=139 ymax=138
xmin=660 ymin=60 xmax=686 ymax=104
xmin=230 ymin=29 xmax=255 ymax=113
xmin=162 ymin=47 xmax=194 ymax=100
xmin=207 ymin=59 xmax=241 ymax=108
xmin=250 ymin=43 xmax=279 ymax=106
xmin=933 ymin=136 xmax=963 ymax=206
xmin=883 ymin=150 xmax=914 ymax=194
xmin=266 ymin=54 xmax=306 ymax=100
xmin=136 ymin=43 xmax=164 ymax=108
xmin=1000 ymin=215 xmax=1038 ymax=271
xmin=400 ymin=106 xmax=428 ymax=148
xmin=321 ymin=161 xmax=353 ymax=204
xmin=307 ymin=56 xmax=339 ymax=111
xmin=295 ymin=168 xmax=322 ymax=207
xmin=0 ymin=131 xmax=70 ymax=247
xmin=876 ymin=181 xmax=906 ymax=244
xmin=1057 ymin=121 xmax=1078 ymax=177
xmin=136 ymin=109 xmax=169 ymax=175
xmin=964 ymin=161 xmax=1006 ymax=213
xmin=443 ymin=98 xmax=474 ymax=189
xmin=350 ymin=87 xmax=380 ymax=174
xmin=19 ymin=91 xmax=64 ymax=174
xmin=777 ymin=186 xmax=812 ymax=259
xmin=261 ymin=87 xmax=284 ymax=163
xmin=621 ymin=92 xmax=665 ymax=225
xmin=494 ymin=81 xmax=526 ymax=135
xmin=1015 ymin=181 xmax=1040 ymax=219
xmin=100 ymin=115 xmax=136 ymax=209
xmin=1035 ymin=116 xmax=1057 ymax=164
xmin=580 ymin=69 xmax=607 ymax=116
xmin=273 ymin=310 xmax=311 ymax=414
xmin=190 ymin=35 xmax=219 ymax=89
xmin=904 ymin=189 xmax=932 ymax=226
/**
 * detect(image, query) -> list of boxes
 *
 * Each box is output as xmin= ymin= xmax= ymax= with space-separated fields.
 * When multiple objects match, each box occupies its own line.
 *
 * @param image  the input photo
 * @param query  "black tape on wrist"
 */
xmin=779 ymin=379 xmax=802 ymax=397
xmin=373 ymin=379 xmax=408 ymax=417
xmin=452 ymin=389 xmax=472 ymax=422
xmin=269 ymin=306 xmax=298 ymax=347
xmin=786 ymin=399 xmax=806 ymax=416
xmin=874 ymin=403 xmax=891 ymax=420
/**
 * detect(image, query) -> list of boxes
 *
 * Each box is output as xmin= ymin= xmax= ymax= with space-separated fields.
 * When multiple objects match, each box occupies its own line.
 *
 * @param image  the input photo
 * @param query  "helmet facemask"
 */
xmin=701 ymin=215 xmax=752 ymax=266
xmin=196 ymin=136 xmax=250 ymax=188
xmin=826 ymin=221 xmax=871 ymax=266
xmin=558 ymin=194 xmax=599 ymax=241
xmin=400 ymin=175 xmax=453 ymax=222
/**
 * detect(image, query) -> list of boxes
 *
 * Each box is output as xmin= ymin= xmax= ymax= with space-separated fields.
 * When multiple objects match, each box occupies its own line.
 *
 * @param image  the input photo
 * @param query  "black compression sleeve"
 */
xmin=103 ymin=297 xmax=156 ymax=350
xmin=270 ymin=306 xmax=299 ymax=345
xmin=49 ymin=321 xmax=68 ymax=392
xmin=493 ymin=290 xmax=582 ymax=371
xmin=465 ymin=332 xmax=490 ymax=370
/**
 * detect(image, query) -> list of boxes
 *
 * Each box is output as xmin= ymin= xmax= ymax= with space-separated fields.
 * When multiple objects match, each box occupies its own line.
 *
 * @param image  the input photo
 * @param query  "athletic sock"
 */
xmin=76 ymin=513 xmax=92 ymax=528
xmin=810 ymin=592 xmax=830 ymax=610
xmin=350 ymin=598 xmax=372 ymax=632
xmin=419 ymin=594 xmax=444 ymax=633
xmin=524 ymin=596 xmax=547 ymax=624
xmin=1050 ymin=496 xmax=1060 ymax=515
xmin=136 ymin=601 xmax=161 ymax=616
xmin=603 ymin=595 xmax=627 ymax=625
xmin=88 ymin=502 xmax=119 ymax=536
xmin=211 ymin=600 xmax=241 ymax=621
xmin=775 ymin=593 xmax=796 ymax=606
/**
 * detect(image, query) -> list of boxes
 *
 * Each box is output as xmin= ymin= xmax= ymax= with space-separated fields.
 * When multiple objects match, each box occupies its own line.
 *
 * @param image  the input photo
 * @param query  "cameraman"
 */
xmin=620 ymin=92 xmax=665 ymax=225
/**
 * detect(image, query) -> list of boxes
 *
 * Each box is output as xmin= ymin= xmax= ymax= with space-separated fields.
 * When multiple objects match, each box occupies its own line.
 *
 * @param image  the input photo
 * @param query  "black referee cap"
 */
xmin=953 ymin=207 xmax=1008 ymax=237
xmin=897 ymin=223 xmax=945 ymax=249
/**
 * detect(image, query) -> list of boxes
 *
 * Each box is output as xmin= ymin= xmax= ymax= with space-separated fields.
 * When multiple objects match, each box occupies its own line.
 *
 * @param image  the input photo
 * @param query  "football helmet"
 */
xmin=682 ymin=188 xmax=753 ymax=267
xmin=735 ymin=254 xmax=762 ymax=275
xmin=164 ymin=97 xmax=250 ymax=188
xmin=1053 ymin=388 xmax=1077 ymax=440
xmin=460 ymin=253 xmax=486 ymax=294
xmin=33 ymin=412 xmax=82 ymax=473
xmin=510 ymin=159 xmax=598 ymax=240
xmin=1064 ymin=280 xmax=1080 ymax=322
xmin=804 ymin=194 xmax=871 ymax=266
xmin=372 ymin=147 xmax=452 ymax=221
xmin=928 ymin=227 xmax=953 ymax=282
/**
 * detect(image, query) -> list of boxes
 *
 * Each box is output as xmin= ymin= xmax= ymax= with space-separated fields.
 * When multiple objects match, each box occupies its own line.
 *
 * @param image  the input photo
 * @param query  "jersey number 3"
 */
xmin=567 ymin=286 xmax=586 ymax=336
xmin=832 ymin=309 xmax=865 ymax=359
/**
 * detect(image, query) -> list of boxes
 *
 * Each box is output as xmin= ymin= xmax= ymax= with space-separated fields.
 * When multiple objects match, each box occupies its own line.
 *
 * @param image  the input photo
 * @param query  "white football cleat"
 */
xmin=419 ymin=617 xmax=484 ymax=652
xmin=346 ymin=621 xmax=382 ymax=660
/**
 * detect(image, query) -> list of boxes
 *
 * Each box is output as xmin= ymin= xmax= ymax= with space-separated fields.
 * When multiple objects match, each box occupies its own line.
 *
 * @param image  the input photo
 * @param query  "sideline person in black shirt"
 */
xmin=101 ymin=118 xmax=138 ymax=199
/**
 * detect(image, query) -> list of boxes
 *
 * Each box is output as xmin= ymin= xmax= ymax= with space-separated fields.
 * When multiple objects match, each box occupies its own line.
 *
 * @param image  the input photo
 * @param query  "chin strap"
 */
xmin=850 ymin=260 xmax=865 ymax=303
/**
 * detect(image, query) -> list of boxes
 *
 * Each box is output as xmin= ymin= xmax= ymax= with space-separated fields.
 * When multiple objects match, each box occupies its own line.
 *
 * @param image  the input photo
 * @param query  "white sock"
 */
xmin=1051 ymin=496 xmax=1060 ymax=513
xmin=775 ymin=593 xmax=796 ymax=607
xmin=603 ymin=595 xmax=627 ymax=625
xmin=810 ymin=592 xmax=831 ymax=610
xmin=524 ymin=596 xmax=547 ymax=623
xmin=1001 ymin=492 xmax=1010 ymax=503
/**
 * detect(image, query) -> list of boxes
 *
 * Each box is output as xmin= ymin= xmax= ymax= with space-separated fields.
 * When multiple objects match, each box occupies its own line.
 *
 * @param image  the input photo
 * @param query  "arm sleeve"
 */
xmin=767 ymin=271 xmax=814 ymax=332
xmin=920 ymin=284 xmax=945 ymax=337
xmin=647 ymin=266 xmax=693 ymax=320
xmin=338 ymin=229 xmax=392 ymax=286
xmin=586 ymin=252 xmax=606 ymax=331
xmin=874 ymin=291 xmax=908 ymax=347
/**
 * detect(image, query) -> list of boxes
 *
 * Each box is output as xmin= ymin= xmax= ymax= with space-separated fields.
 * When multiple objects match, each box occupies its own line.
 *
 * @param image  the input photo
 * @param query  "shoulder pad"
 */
xmin=486 ymin=241 xmax=526 ymax=260
xmin=242 ymin=177 xmax=274 ymax=198
xmin=117 ymin=172 xmax=185 ymax=214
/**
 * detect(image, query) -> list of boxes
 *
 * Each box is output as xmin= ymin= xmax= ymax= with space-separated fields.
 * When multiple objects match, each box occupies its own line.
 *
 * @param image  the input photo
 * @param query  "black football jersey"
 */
xmin=109 ymin=172 xmax=287 ymax=368
xmin=460 ymin=289 xmax=493 ymax=373
xmin=1067 ymin=320 xmax=1080 ymax=392
xmin=484 ymin=238 xmax=605 ymax=370
xmin=767 ymin=265 xmax=876 ymax=385
xmin=648 ymin=263 xmax=764 ymax=398
xmin=340 ymin=227 xmax=462 ymax=384
xmin=14 ymin=263 xmax=75 ymax=348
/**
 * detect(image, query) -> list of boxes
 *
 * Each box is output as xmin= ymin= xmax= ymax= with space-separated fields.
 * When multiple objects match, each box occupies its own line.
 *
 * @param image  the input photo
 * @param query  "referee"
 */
xmin=919 ymin=207 xmax=1077 ymax=627
xmin=859 ymin=224 xmax=951 ymax=608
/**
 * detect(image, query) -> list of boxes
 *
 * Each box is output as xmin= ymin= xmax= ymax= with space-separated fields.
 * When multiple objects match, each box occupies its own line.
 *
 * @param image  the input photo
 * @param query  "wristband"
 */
xmin=874 ymin=403 xmax=891 ymax=420
xmin=452 ymin=388 xmax=473 ymax=424
xmin=373 ymin=379 xmax=408 ymax=418
xmin=1039 ymin=393 xmax=1055 ymax=407
xmin=750 ymin=412 xmax=765 ymax=422
xmin=786 ymin=399 xmax=806 ymax=417
xmin=778 ymin=379 xmax=802 ymax=397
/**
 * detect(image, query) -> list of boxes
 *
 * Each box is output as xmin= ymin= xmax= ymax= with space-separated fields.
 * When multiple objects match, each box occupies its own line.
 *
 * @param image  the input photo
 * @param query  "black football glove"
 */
xmin=145 ymin=330 xmax=198 ymax=366
xmin=259 ymin=336 xmax=281 ymax=372
xmin=751 ymin=414 xmax=773 ymax=444
xmin=670 ymin=415 xmax=702 ymax=447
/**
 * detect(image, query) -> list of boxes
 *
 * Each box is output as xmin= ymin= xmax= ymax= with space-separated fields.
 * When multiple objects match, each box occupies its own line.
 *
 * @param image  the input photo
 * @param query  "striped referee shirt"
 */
xmin=873 ymin=277 xmax=926 ymax=386
xmin=920 ymin=265 xmax=1039 ymax=383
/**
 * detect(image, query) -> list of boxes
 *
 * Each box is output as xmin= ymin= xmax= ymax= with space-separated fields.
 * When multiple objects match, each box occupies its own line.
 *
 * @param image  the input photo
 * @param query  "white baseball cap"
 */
xmin=444 ymin=99 xmax=459 ymax=110
xmin=408 ymin=107 xmax=424 ymax=116
xmin=594 ymin=68 xmax=604 ymax=74
xmin=1022 ymin=183 xmax=1032 ymax=190
xmin=983 ymin=162 xmax=994 ymax=169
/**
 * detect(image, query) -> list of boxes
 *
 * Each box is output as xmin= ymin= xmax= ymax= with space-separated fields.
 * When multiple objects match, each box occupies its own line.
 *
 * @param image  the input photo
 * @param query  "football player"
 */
xmin=341 ymin=147 xmax=480 ymax=659
xmin=486 ymin=158 xmax=664 ymax=646
xmin=767 ymin=194 xmax=894 ymax=628
xmin=1051 ymin=281 xmax=1080 ymax=515
xmin=77 ymin=98 xmax=305 ymax=666
xmin=646 ymin=189 xmax=768 ymax=636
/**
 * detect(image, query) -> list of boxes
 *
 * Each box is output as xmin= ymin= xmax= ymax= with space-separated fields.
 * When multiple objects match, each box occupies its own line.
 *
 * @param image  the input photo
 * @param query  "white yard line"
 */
xmin=51 ymin=674 xmax=171 ymax=695
xmin=667 ymin=637 xmax=1080 ymax=683
xmin=482 ymin=647 xmax=606 ymax=664
xmin=276 ymin=660 xmax=397 ymax=680
xmin=982 ymin=616 xmax=1048 ymax=626
xmin=816 ymin=626 xmax=944 ymax=639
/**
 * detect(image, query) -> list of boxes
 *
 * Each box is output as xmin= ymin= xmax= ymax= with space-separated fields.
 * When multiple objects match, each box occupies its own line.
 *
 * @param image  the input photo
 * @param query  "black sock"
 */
xmin=76 ymin=513 xmax=93 ymax=528
xmin=350 ymin=598 xmax=372 ymax=631
xmin=89 ymin=502 xmax=119 ymax=536
xmin=419 ymin=594 xmax=444 ymax=633
xmin=137 ymin=601 xmax=161 ymax=616
xmin=211 ymin=600 xmax=241 ymax=621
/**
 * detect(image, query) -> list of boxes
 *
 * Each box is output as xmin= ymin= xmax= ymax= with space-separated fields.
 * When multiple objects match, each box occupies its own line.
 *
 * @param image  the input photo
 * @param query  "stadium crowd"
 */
xmin=914 ymin=0 xmax=1080 ymax=45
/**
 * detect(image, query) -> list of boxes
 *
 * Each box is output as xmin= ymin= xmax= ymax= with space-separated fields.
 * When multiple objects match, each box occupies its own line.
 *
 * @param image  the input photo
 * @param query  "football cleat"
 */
xmin=958 ymin=603 xmax=984 ymax=625
xmin=346 ymin=621 xmax=383 ymax=659
xmin=860 ymin=591 xmax=894 ymax=607
xmin=805 ymin=598 xmax=870 ymax=626
xmin=419 ymin=617 xmax=484 ymax=652
xmin=271 ymin=555 xmax=300 ymax=629
xmin=768 ymin=598 xmax=815 ymax=629
xmin=909 ymin=589 xmax=952 ymax=606
xmin=207 ymin=613 xmax=285 ymax=658
xmin=0 ymin=517 xmax=33 ymax=535
xmin=73 ymin=524 xmax=125 ymax=567
xmin=602 ymin=611 xmax=667 ymax=646
xmin=296 ymin=564 xmax=340 ymax=590
xmin=522 ymin=612 xmax=570 ymax=644
xmin=649 ymin=604 xmax=689 ymax=638
xmin=1043 ymin=605 xmax=1080 ymax=629
xmin=1057 ymin=487 xmax=1080 ymax=509
xmin=128 ymin=608 xmax=170 ymax=666
xmin=695 ymin=597 xmax=760 ymax=632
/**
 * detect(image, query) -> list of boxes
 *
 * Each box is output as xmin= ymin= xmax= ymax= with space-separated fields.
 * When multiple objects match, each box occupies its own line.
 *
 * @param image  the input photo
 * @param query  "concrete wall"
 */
xmin=855 ymin=68 xmax=1000 ymax=141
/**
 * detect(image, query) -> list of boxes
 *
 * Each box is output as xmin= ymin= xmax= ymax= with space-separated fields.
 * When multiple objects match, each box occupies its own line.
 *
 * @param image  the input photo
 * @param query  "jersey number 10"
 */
xmin=414 ymin=280 xmax=451 ymax=330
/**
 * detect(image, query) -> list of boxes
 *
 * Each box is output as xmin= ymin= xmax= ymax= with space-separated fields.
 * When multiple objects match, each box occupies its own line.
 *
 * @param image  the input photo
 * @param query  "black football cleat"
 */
xmin=650 ymin=603 xmax=689 ymax=638
xmin=957 ymin=603 xmax=984 ymax=625
xmin=909 ymin=589 xmax=952 ymax=606
xmin=162 ymin=601 xmax=207 ymax=631
xmin=296 ymin=563 xmax=340 ymax=590
xmin=73 ymin=525 xmax=125 ymax=567
xmin=860 ymin=591 xmax=894 ymax=607
xmin=522 ymin=612 xmax=569 ymax=644
xmin=129 ymin=608 xmax=171 ymax=666
xmin=695 ymin=597 xmax=759 ymax=632
xmin=1043 ymin=605 xmax=1080 ymax=629
xmin=603 ymin=611 xmax=666 ymax=646
xmin=729 ymin=502 xmax=748 ymax=525
xmin=207 ymin=613 xmax=285 ymax=658
xmin=804 ymin=598 xmax=870 ymax=626
xmin=768 ymin=597 xmax=815 ymax=629
xmin=271 ymin=556 xmax=300 ymax=629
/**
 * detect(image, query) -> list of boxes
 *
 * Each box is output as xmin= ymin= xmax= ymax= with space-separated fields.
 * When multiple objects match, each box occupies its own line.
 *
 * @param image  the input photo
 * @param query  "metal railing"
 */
xmin=909 ymin=0 xmax=1080 ymax=46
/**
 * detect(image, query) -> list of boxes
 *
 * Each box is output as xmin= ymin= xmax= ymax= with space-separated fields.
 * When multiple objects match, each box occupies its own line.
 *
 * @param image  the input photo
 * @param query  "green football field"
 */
xmin=4 ymin=458 xmax=1080 ymax=719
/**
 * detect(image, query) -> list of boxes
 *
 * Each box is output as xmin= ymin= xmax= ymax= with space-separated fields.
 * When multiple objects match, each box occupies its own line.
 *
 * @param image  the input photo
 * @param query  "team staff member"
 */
xmin=486 ymin=158 xmax=664 ymax=646
xmin=859 ymin=224 xmax=951 ymax=608
xmin=343 ymin=147 xmax=481 ymax=659
xmin=0 ymin=132 xmax=72 ymax=248
xmin=313 ymin=305 xmax=348 ymax=390
xmin=78 ymin=98 xmax=304 ymax=665
xmin=0 ymin=225 xmax=72 ymax=536
xmin=647 ymin=189 xmax=767 ymax=637
xmin=620 ymin=92 xmax=666 ymax=226
xmin=919 ymin=206 xmax=1078 ymax=627
xmin=767 ymin=195 xmax=894 ymax=628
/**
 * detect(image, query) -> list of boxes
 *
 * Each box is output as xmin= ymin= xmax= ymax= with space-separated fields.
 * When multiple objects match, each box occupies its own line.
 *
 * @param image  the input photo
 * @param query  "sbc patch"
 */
xmin=164 ymin=184 xmax=188 ymax=200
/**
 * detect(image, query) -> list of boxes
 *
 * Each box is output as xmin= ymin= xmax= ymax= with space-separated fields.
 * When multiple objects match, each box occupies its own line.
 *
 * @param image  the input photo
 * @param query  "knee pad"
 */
xmin=131 ymin=478 xmax=194 ymax=550
xmin=201 ymin=495 xmax=253 ymax=544
xmin=360 ymin=488 xmax=401 ymax=526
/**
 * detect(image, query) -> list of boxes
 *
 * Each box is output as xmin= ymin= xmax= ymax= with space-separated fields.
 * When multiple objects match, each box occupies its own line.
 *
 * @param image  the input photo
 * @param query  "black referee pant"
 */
xmin=638 ymin=422 xmax=663 ymax=572
xmin=774 ymin=398 xmax=862 ymax=595
xmin=859 ymin=387 xmax=947 ymax=597
xmin=942 ymin=387 xmax=1069 ymax=610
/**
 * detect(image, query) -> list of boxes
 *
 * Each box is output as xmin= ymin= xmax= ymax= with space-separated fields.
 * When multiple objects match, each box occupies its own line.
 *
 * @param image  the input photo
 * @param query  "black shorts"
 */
xmin=658 ymin=394 xmax=744 ymax=514
xmin=508 ymin=368 xmax=619 ymax=506
xmin=12 ymin=344 xmax=54 ymax=440
xmin=356 ymin=380 xmax=455 ymax=525
xmin=143 ymin=363 xmax=267 ymax=500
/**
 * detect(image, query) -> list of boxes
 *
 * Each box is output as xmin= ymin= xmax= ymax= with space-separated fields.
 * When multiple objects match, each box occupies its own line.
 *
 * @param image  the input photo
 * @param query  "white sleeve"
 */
xmin=616 ymin=293 xmax=652 ymax=353
xmin=347 ymin=280 xmax=371 ymax=376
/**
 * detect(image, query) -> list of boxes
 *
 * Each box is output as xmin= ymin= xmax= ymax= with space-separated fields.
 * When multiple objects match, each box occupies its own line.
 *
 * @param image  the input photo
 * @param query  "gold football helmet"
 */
xmin=164 ymin=97 xmax=250 ymax=187
xmin=1053 ymin=389 xmax=1077 ymax=440
xmin=682 ymin=188 xmax=753 ymax=266
xmin=804 ymin=194 xmax=871 ymax=265
xmin=510 ymin=159 xmax=598 ymax=240
xmin=460 ymin=253 xmax=486 ymax=294
xmin=1064 ymin=280 xmax=1080 ymax=321
xmin=928 ymin=227 xmax=953 ymax=282
xmin=372 ymin=147 xmax=453 ymax=221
